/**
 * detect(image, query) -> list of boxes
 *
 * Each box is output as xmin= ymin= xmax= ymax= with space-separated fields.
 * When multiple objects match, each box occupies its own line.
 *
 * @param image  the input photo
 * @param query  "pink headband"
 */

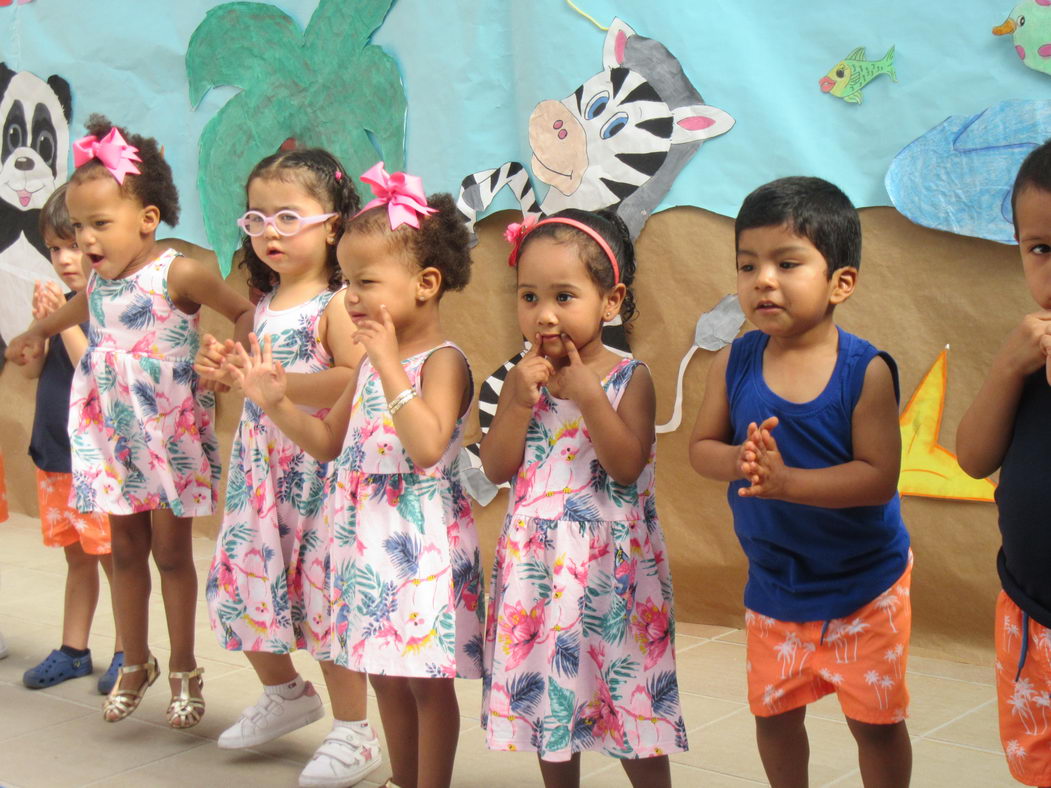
xmin=357 ymin=161 xmax=436 ymax=230
xmin=72 ymin=128 xmax=141 ymax=184
xmin=505 ymin=216 xmax=621 ymax=284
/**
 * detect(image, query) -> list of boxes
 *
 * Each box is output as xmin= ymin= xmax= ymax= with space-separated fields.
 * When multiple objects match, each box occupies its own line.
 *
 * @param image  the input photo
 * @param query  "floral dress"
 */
xmin=327 ymin=343 xmax=484 ymax=678
xmin=208 ymin=288 xmax=341 ymax=657
xmin=68 ymin=248 xmax=219 ymax=516
xmin=482 ymin=359 xmax=687 ymax=761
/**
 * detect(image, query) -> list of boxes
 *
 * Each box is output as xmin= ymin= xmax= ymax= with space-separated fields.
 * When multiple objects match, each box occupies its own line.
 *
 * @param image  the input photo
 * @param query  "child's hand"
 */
xmin=227 ymin=332 xmax=287 ymax=407
xmin=506 ymin=336 xmax=554 ymax=408
xmin=352 ymin=305 xmax=400 ymax=373
xmin=1042 ymin=332 xmax=1051 ymax=387
xmin=997 ymin=311 xmax=1051 ymax=379
xmin=4 ymin=330 xmax=45 ymax=365
xmin=738 ymin=417 xmax=789 ymax=499
xmin=31 ymin=280 xmax=65 ymax=320
xmin=194 ymin=333 xmax=236 ymax=382
xmin=551 ymin=335 xmax=602 ymax=406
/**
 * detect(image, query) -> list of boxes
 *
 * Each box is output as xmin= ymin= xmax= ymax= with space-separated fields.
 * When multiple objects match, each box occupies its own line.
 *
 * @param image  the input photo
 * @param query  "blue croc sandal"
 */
xmin=97 ymin=651 xmax=124 ymax=695
xmin=23 ymin=649 xmax=93 ymax=689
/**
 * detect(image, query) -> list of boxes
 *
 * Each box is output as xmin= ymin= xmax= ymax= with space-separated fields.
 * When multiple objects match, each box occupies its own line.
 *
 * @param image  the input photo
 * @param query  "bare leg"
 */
xmin=149 ymin=510 xmax=200 ymax=698
xmin=846 ymin=718 xmax=911 ymax=788
xmin=408 ymin=677 xmax=459 ymax=788
xmin=319 ymin=661 xmax=367 ymax=721
xmin=371 ymin=674 xmax=419 ymax=788
xmin=621 ymin=755 xmax=671 ymax=788
xmin=105 ymin=512 xmax=153 ymax=714
xmin=755 ymin=706 xmax=809 ymax=788
xmin=61 ymin=543 xmax=100 ymax=650
xmin=245 ymin=651 xmax=298 ymax=685
xmin=97 ymin=553 xmax=123 ymax=652
xmin=538 ymin=753 xmax=580 ymax=788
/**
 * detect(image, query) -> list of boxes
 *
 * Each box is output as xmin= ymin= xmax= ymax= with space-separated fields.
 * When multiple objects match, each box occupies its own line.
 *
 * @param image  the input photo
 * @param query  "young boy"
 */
xmin=18 ymin=184 xmax=123 ymax=693
xmin=957 ymin=140 xmax=1051 ymax=787
xmin=690 ymin=177 xmax=912 ymax=787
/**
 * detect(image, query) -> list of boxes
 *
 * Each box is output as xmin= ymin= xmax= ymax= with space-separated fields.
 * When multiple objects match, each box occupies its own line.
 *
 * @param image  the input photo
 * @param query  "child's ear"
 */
xmin=416 ymin=266 xmax=442 ymax=301
xmin=830 ymin=266 xmax=858 ymax=304
xmin=140 ymin=204 xmax=161 ymax=234
xmin=602 ymin=283 xmax=627 ymax=321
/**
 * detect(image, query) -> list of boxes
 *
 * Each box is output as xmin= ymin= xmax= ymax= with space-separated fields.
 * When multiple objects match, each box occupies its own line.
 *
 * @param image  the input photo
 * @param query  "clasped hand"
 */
xmin=737 ymin=416 xmax=789 ymax=499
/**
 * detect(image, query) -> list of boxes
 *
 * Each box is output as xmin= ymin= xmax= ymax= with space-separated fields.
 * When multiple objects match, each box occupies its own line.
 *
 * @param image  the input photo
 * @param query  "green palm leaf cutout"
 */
xmin=186 ymin=0 xmax=406 ymax=274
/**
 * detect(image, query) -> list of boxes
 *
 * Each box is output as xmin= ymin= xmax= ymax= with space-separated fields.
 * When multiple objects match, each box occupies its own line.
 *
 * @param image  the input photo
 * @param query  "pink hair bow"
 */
xmin=359 ymin=161 xmax=436 ymax=230
xmin=504 ymin=215 xmax=538 ymax=267
xmin=72 ymin=128 xmax=141 ymax=184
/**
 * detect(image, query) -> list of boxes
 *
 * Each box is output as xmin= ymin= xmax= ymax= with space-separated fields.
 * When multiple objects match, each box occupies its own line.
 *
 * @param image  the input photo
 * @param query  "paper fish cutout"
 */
xmin=819 ymin=46 xmax=897 ymax=104
xmin=898 ymin=346 xmax=996 ymax=502
xmin=994 ymin=0 xmax=1051 ymax=77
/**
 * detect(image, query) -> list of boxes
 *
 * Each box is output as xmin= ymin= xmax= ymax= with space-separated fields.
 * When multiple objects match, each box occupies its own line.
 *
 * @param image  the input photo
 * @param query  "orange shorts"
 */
xmin=995 ymin=591 xmax=1051 ymax=786
xmin=36 ymin=469 xmax=111 ymax=555
xmin=746 ymin=556 xmax=912 ymax=724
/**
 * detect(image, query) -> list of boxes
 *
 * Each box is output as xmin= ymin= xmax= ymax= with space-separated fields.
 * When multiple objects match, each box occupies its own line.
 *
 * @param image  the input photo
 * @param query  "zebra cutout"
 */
xmin=455 ymin=19 xmax=735 ymax=504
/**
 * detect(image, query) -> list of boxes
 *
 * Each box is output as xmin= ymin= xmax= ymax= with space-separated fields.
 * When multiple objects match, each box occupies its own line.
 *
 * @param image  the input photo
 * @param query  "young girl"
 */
xmin=196 ymin=148 xmax=380 ymax=787
xmin=231 ymin=163 xmax=482 ymax=788
xmin=4 ymin=115 xmax=254 ymax=728
xmin=479 ymin=209 xmax=685 ymax=788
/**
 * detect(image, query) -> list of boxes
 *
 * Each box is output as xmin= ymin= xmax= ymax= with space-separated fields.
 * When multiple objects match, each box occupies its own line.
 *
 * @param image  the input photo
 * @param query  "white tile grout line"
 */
xmin=79 ymin=740 xmax=214 ymax=786
xmin=914 ymin=697 xmax=996 ymax=740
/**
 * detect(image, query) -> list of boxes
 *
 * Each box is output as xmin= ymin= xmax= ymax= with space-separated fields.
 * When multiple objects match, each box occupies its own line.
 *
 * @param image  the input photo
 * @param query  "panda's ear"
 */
xmin=0 ymin=62 xmax=14 ymax=98
xmin=47 ymin=75 xmax=72 ymax=121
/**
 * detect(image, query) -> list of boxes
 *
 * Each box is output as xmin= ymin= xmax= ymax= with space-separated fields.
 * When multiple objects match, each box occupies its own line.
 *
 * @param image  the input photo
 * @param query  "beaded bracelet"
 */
xmin=387 ymin=387 xmax=417 ymax=417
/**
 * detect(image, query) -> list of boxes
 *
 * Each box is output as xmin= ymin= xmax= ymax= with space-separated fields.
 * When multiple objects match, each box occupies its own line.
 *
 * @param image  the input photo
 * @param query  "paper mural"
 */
xmin=819 ymin=46 xmax=897 ymax=104
xmin=994 ymin=0 xmax=1051 ymax=76
xmin=186 ymin=0 xmax=406 ymax=274
xmin=898 ymin=346 xmax=995 ymax=502
xmin=0 ymin=63 xmax=70 ymax=349
xmin=885 ymin=99 xmax=1051 ymax=243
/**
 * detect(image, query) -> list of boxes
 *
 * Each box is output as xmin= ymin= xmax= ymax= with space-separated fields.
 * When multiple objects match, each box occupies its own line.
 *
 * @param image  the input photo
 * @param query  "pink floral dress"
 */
xmin=327 ymin=343 xmax=484 ymax=678
xmin=482 ymin=359 xmax=687 ymax=761
xmin=68 ymin=248 xmax=219 ymax=516
xmin=208 ymin=287 xmax=341 ymax=657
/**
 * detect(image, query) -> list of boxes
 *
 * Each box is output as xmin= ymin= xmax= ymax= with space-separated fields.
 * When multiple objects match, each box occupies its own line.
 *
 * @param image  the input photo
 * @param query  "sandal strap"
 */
xmin=169 ymin=667 xmax=205 ymax=681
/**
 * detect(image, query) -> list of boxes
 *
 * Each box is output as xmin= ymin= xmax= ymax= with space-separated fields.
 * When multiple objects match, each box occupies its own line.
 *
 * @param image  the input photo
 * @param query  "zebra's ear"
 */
xmin=670 ymin=104 xmax=735 ymax=144
xmin=603 ymin=18 xmax=637 ymax=68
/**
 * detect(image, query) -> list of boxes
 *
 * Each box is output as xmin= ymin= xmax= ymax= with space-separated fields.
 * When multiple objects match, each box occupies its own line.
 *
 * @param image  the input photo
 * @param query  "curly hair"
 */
xmin=69 ymin=114 xmax=180 ymax=226
xmin=345 ymin=192 xmax=471 ymax=294
xmin=39 ymin=182 xmax=73 ymax=241
xmin=516 ymin=208 xmax=639 ymax=326
xmin=238 ymin=148 xmax=360 ymax=294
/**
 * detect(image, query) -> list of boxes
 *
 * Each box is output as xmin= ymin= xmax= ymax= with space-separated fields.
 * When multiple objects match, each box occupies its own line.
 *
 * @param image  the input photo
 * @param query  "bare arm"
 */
xmin=956 ymin=313 xmax=1051 ymax=478
xmin=282 ymin=293 xmax=363 ymax=410
xmin=689 ymin=347 xmax=745 ymax=482
xmin=4 ymin=291 xmax=88 ymax=365
xmin=166 ymin=255 xmax=254 ymax=329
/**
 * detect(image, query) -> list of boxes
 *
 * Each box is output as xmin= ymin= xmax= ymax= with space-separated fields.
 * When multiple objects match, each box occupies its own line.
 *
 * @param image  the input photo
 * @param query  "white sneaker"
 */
xmin=0 ymin=631 xmax=8 ymax=660
xmin=217 ymin=681 xmax=325 ymax=749
xmin=298 ymin=723 xmax=383 ymax=787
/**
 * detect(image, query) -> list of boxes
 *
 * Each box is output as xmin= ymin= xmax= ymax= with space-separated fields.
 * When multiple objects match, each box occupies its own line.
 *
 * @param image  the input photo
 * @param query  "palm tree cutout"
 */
xmin=185 ymin=0 xmax=406 ymax=273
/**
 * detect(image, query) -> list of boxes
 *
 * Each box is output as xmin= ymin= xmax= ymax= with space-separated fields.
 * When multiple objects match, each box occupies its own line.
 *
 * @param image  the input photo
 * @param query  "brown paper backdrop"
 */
xmin=0 ymin=208 xmax=1025 ymax=663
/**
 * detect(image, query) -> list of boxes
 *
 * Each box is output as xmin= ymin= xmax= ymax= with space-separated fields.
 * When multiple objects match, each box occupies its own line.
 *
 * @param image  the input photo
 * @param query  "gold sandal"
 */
xmin=102 ymin=654 xmax=159 ymax=722
xmin=166 ymin=666 xmax=205 ymax=729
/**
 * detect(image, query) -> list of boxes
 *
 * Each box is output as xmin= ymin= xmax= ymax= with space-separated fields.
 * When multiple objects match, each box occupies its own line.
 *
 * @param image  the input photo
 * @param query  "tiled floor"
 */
xmin=0 ymin=511 xmax=1015 ymax=786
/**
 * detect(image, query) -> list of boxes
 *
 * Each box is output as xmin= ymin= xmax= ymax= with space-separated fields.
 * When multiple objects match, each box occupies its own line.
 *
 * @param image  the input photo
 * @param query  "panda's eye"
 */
xmin=36 ymin=130 xmax=55 ymax=165
xmin=585 ymin=91 xmax=609 ymax=120
xmin=6 ymin=124 xmax=23 ymax=150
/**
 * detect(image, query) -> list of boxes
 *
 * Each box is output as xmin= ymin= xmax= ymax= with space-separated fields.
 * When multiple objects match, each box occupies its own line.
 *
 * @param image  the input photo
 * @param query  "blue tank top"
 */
xmin=29 ymin=292 xmax=84 ymax=473
xmin=726 ymin=327 xmax=910 ymax=622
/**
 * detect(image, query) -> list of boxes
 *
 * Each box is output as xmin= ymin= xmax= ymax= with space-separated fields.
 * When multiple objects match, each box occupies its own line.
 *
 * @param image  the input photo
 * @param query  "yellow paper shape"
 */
xmin=898 ymin=347 xmax=996 ymax=502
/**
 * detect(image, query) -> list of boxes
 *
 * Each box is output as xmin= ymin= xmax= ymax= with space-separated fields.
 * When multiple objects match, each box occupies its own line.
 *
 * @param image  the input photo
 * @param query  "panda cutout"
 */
xmin=0 ymin=63 xmax=71 ymax=350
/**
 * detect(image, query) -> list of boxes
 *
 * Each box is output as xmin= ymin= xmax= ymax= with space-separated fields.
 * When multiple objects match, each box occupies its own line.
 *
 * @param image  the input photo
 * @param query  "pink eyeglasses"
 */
xmin=236 ymin=210 xmax=337 ymax=237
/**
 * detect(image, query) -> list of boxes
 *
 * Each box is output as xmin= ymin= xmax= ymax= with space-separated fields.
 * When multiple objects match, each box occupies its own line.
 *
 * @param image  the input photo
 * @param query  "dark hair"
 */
xmin=345 ymin=192 xmax=471 ymax=294
xmin=39 ymin=182 xmax=73 ymax=241
xmin=735 ymin=176 xmax=860 ymax=274
xmin=516 ymin=208 xmax=638 ymax=325
xmin=239 ymin=148 xmax=359 ymax=294
xmin=1011 ymin=139 xmax=1051 ymax=233
xmin=69 ymin=114 xmax=180 ymax=226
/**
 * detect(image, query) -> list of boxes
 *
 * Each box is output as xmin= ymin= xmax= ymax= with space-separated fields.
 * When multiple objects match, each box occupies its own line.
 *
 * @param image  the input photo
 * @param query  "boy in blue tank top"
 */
xmin=690 ymin=177 xmax=912 ymax=787
xmin=957 ymin=140 xmax=1051 ymax=787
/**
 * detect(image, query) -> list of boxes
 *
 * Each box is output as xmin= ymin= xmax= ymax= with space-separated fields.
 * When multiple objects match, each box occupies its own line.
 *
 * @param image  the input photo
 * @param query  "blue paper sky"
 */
xmin=2 ymin=0 xmax=1050 ymax=248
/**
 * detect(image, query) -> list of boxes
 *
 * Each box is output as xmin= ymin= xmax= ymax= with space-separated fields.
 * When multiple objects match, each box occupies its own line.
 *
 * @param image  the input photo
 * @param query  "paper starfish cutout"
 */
xmin=898 ymin=346 xmax=995 ymax=502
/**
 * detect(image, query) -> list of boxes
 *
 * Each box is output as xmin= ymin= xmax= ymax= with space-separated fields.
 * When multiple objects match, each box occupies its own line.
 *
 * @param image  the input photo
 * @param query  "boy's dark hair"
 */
xmin=69 ymin=114 xmax=180 ymax=226
xmin=39 ymin=182 xmax=73 ymax=241
xmin=735 ymin=176 xmax=860 ymax=274
xmin=516 ymin=208 xmax=639 ymax=326
xmin=1011 ymin=139 xmax=1051 ymax=233
xmin=346 ymin=192 xmax=472 ymax=294
xmin=240 ymin=148 xmax=359 ymax=294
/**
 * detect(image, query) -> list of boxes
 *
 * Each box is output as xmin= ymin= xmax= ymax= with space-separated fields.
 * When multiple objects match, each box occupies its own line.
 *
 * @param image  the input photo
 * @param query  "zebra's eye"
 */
xmin=600 ymin=112 xmax=629 ymax=139
xmin=585 ymin=91 xmax=609 ymax=120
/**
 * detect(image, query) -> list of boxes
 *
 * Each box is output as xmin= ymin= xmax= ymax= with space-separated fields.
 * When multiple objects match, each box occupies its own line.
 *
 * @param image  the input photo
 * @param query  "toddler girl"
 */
xmin=232 ymin=163 xmax=482 ymax=788
xmin=479 ymin=209 xmax=685 ymax=788
xmin=5 ymin=115 xmax=254 ymax=728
